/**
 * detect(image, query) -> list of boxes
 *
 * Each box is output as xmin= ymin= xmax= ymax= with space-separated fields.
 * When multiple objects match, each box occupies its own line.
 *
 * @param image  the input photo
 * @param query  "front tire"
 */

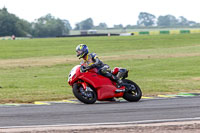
xmin=72 ymin=83 xmax=97 ymax=104
xmin=123 ymin=79 xmax=142 ymax=102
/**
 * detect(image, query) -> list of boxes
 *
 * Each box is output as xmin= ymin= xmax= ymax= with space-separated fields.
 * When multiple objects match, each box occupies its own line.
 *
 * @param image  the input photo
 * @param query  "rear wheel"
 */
xmin=72 ymin=83 xmax=97 ymax=104
xmin=122 ymin=79 xmax=142 ymax=102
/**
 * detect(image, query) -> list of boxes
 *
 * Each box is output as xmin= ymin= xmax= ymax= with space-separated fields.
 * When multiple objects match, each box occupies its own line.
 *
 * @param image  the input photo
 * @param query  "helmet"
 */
xmin=76 ymin=44 xmax=89 ymax=58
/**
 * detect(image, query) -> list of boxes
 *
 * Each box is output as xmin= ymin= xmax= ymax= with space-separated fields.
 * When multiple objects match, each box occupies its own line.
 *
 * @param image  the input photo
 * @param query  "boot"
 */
xmin=111 ymin=75 xmax=122 ymax=88
xmin=101 ymin=72 xmax=123 ymax=88
xmin=116 ymin=79 xmax=123 ymax=88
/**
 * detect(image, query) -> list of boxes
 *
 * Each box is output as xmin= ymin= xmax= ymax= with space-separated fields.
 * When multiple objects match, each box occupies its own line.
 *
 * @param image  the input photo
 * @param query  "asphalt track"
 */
xmin=0 ymin=96 xmax=200 ymax=128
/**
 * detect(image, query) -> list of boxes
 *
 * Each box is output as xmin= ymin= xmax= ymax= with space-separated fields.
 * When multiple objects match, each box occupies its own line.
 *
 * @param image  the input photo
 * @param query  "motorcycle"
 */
xmin=68 ymin=65 xmax=142 ymax=104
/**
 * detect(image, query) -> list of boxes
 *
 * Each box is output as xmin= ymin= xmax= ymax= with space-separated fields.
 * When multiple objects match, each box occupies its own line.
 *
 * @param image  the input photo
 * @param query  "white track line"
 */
xmin=1 ymin=117 xmax=200 ymax=129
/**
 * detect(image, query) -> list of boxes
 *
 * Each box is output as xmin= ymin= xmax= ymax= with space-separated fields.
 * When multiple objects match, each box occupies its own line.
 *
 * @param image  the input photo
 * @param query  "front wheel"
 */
xmin=122 ymin=79 xmax=142 ymax=102
xmin=72 ymin=83 xmax=97 ymax=104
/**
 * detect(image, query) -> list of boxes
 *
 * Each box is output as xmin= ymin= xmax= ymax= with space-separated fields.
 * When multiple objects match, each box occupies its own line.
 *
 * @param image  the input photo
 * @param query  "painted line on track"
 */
xmin=34 ymin=101 xmax=51 ymax=105
xmin=62 ymin=100 xmax=79 ymax=104
xmin=1 ymin=117 xmax=200 ymax=129
xmin=157 ymin=95 xmax=176 ymax=98
xmin=141 ymin=96 xmax=154 ymax=99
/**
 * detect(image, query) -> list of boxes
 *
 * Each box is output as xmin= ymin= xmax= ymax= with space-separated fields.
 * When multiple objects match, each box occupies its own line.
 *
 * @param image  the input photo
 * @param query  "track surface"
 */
xmin=0 ymin=96 xmax=200 ymax=128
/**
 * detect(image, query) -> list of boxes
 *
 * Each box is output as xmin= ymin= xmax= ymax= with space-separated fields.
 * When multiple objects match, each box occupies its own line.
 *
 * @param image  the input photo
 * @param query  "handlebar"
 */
xmin=80 ymin=65 xmax=87 ymax=73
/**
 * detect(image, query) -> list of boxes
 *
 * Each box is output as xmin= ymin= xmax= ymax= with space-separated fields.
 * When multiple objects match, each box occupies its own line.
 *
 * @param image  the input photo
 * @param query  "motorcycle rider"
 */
xmin=76 ymin=44 xmax=122 ymax=88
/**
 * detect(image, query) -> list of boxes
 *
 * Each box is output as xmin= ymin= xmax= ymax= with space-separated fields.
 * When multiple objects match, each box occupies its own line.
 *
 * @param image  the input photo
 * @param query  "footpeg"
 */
xmin=115 ymin=89 xmax=125 ymax=93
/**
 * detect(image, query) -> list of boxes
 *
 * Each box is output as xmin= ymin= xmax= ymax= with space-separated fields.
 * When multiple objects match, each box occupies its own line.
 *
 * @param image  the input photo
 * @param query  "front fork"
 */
xmin=78 ymin=81 xmax=93 ymax=97
xmin=78 ymin=81 xmax=87 ymax=90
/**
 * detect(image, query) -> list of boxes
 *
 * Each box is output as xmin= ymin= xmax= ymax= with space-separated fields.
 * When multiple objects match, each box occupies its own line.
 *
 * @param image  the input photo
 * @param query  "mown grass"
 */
xmin=1 ymin=34 xmax=200 ymax=59
xmin=0 ymin=34 xmax=200 ymax=103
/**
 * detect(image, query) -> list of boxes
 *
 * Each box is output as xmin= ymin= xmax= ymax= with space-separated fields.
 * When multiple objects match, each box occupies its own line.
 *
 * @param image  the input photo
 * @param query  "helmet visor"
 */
xmin=76 ymin=50 xmax=83 ymax=57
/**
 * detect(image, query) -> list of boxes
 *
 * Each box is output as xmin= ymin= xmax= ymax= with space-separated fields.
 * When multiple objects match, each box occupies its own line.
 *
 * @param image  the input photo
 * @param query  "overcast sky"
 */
xmin=1 ymin=0 xmax=200 ymax=28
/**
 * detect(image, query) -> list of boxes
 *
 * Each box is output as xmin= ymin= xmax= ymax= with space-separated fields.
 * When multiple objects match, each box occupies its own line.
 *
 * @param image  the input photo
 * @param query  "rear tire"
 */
xmin=122 ymin=79 xmax=142 ymax=102
xmin=72 ymin=83 xmax=97 ymax=104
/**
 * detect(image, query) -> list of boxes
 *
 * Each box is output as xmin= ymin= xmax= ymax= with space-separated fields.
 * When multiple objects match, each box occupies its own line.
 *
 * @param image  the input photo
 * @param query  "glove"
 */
xmin=80 ymin=65 xmax=87 ymax=72
xmin=85 ymin=66 xmax=92 ymax=70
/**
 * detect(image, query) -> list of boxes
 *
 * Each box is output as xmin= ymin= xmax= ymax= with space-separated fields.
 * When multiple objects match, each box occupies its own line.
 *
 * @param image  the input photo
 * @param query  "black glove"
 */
xmin=80 ymin=65 xmax=87 ymax=72
xmin=85 ymin=65 xmax=92 ymax=70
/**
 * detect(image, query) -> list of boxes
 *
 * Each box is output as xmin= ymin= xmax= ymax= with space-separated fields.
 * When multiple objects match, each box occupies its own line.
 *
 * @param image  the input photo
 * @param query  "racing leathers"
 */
xmin=81 ymin=53 xmax=122 ymax=86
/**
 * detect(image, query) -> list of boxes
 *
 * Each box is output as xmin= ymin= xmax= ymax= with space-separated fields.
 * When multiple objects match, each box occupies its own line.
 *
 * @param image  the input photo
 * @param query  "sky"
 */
xmin=1 ymin=0 xmax=200 ymax=28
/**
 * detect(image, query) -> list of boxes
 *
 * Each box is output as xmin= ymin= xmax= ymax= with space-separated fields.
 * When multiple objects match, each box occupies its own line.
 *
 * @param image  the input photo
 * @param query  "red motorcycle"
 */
xmin=68 ymin=65 xmax=142 ymax=104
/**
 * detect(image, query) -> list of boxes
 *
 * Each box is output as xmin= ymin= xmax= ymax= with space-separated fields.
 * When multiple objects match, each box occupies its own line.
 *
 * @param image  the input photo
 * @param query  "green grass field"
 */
xmin=0 ymin=34 xmax=200 ymax=103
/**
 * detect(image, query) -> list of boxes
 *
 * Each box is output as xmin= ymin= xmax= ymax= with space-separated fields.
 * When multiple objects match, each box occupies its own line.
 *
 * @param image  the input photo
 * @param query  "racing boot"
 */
xmin=111 ymin=75 xmax=123 ymax=88
xmin=101 ymin=71 xmax=123 ymax=88
xmin=116 ymin=79 xmax=123 ymax=88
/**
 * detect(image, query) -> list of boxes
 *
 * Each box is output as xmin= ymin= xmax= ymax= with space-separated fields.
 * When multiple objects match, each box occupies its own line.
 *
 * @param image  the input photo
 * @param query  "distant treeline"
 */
xmin=0 ymin=7 xmax=200 ymax=37
xmin=0 ymin=7 xmax=70 ymax=37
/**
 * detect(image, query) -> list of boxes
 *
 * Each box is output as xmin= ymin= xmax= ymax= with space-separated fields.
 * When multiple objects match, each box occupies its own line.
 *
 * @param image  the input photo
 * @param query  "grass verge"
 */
xmin=0 ymin=34 xmax=200 ymax=103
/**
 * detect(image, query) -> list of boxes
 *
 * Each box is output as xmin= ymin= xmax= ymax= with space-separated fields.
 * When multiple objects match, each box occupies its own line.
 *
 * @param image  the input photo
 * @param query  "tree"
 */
xmin=74 ymin=23 xmax=80 ymax=30
xmin=32 ymin=14 xmax=70 ymax=37
xmin=177 ymin=16 xmax=197 ymax=27
xmin=0 ymin=7 xmax=31 ymax=36
xmin=125 ymin=24 xmax=137 ymax=29
xmin=188 ymin=21 xmax=197 ymax=26
xmin=62 ymin=19 xmax=72 ymax=30
xmin=95 ymin=22 xmax=107 ymax=29
xmin=137 ymin=12 xmax=156 ymax=27
xmin=157 ymin=15 xmax=178 ymax=27
xmin=178 ymin=16 xmax=188 ymax=26
xmin=113 ymin=24 xmax=123 ymax=29
xmin=74 ymin=18 xmax=94 ymax=30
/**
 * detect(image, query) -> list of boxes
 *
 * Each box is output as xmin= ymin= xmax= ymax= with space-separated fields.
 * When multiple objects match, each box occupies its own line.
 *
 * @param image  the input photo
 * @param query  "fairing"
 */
xmin=68 ymin=65 xmax=125 ymax=100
